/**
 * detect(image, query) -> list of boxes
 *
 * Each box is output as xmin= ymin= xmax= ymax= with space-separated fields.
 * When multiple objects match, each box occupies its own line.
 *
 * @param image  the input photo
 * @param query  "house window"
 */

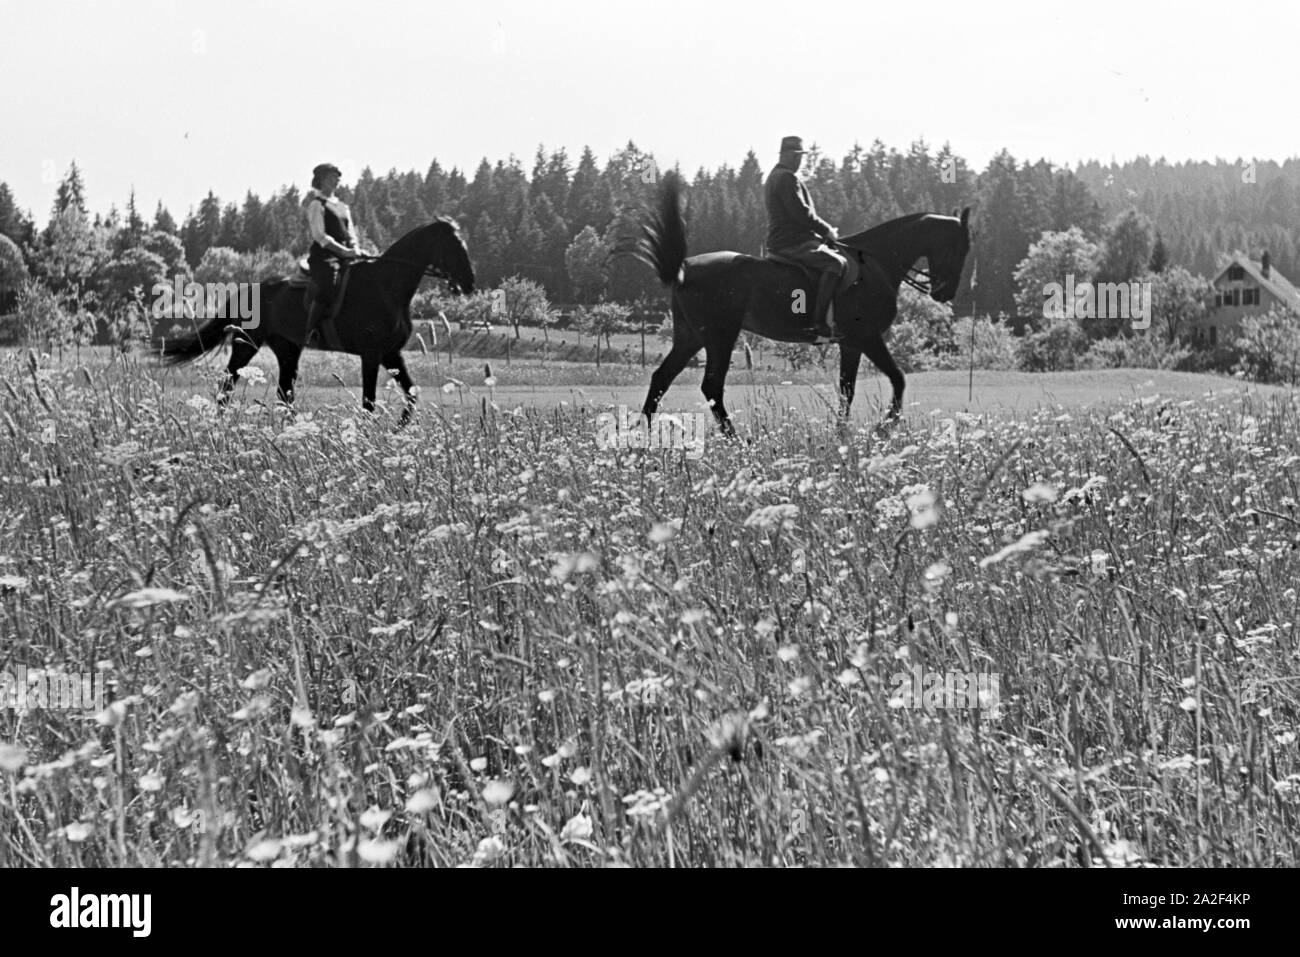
xmin=1209 ymin=326 xmax=1218 ymax=345
xmin=1215 ymin=292 xmax=1223 ymax=307
xmin=1243 ymin=288 xmax=1259 ymax=305
xmin=1228 ymin=265 xmax=1245 ymax=281
xmin=1230 ymin=289 xmax=1240 ymax=306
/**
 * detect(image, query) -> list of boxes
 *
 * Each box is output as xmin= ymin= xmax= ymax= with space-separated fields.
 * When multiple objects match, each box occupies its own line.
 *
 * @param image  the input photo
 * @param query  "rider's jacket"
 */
xmin=303 ymin=189 xmax=357 ymax=260
xmin=764 ymin=165 xmax=835 ymax=253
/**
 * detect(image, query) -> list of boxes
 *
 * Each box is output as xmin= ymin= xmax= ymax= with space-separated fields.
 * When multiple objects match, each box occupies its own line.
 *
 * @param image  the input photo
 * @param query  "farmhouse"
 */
xmin=1195 ymin=251 xmax=1300 ymax=344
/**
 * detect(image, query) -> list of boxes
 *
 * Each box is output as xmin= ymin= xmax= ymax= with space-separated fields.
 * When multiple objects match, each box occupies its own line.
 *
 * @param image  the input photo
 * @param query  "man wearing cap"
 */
xmin=302 ymin=162 xmax=360 ymax=345
xmin=765 ymin=136 xmax=846 ymax=341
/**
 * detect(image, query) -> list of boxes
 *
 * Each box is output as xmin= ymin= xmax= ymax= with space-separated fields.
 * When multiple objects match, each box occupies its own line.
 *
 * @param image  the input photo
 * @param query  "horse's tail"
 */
xmin=159 ymin=279 xmax=284 ymax=364
xmin=622 ymin=171 xmax=687 ymax=287
xmin=158 ymin=314 xmax=235 ymax=365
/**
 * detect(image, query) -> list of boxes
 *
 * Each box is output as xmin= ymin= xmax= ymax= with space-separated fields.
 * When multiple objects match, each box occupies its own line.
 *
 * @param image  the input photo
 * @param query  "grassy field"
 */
xmin=1 ymin=345 xmax=1298 ymax=867
xmin=136 ymin=340 xmax=1295 ymax=420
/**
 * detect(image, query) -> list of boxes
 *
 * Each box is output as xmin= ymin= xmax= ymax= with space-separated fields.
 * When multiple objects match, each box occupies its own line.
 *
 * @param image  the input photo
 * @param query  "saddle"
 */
xmin=289 ymin=256 xmax=354 ymax=349
xmin=765 ymin=247 xmax=861 ymax=339
xmin=287 ymin=257 xmax=313 ymax=289
xmin=765 ymin=248 xmax=860 ymax=294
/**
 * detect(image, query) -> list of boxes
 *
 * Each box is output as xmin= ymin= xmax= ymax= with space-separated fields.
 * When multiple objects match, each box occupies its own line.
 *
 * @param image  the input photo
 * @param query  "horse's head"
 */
xmin=430 ymin=218 xmax=476 ymax=295
xmin=924 ymin=206 xmax=972 ymax=303
xmin=841 ymin=208 xmax=972 ymax=302
xmin=387 ymin=219 xmax=476 ymax=295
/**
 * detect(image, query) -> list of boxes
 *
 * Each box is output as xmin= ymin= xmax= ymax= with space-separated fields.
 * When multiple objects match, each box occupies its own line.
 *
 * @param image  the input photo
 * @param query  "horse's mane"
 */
xmin=839 ymin=212 xmax=935 ymax=253
xmin=381 ymin=217 xmax=463 ymax=260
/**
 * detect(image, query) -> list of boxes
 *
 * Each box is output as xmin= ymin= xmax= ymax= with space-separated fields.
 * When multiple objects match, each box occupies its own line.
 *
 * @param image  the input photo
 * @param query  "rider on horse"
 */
xmin=303 ymin=162 xmax=361 ymax=345
xmin=764 ymin=135 xmax=847 ymax=342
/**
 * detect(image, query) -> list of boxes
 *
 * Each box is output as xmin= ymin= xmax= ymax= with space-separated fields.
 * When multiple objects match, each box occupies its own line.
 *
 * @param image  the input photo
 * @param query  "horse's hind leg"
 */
xmin=701 ymin=328 xmax=741 ymax=437
xmin=219 ymin=336 xmax=260 ymax=409
xmin=268 ymin=335 xmax=303 ymax=409
xmin=644 ymin=343 xmax=700 ymax=418
xmin=643 ymin=298 xmax=701 ymax=417
xmin=838 ymin=344 xmax=862 ymax=417
xmin=382 ymin=350 xmax=417 ymax=427
xmin=861 ymin=332 xmax=905 ymax=423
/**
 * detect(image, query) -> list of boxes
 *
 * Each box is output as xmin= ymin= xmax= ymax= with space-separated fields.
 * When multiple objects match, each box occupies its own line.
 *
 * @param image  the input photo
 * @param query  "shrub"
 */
xmin=1079 ymin=331 xmax=1192 ymax=371
xmin=1079 ymin=337 xmax=1129 ymax=369
xmin=950 ymin=315 xmax=1019 ymax=371
xmin=1234 ymin=308 xmax=1300 ymax=384
xmin=1018 ymin=318 xmax=1089 ymax=372
xmin=885 ymin=317 xmax=943 ymax=371
xmin=11 ymin=279 xmax=69 ymax=348
xmin=1178 ymin=344 xmax=1240 ymax=375
xmin=574 ymin=302 xmax=633 ymax=365
xmin=1122 ymin=332 xmax=1191 ymax=370
xmin=194 ymin=247 xmax=297 ymax=285
xmin=0 ymin=234 xmax=28 ymax=313
xmin=498 ymin=276 xmax=557 ymax=340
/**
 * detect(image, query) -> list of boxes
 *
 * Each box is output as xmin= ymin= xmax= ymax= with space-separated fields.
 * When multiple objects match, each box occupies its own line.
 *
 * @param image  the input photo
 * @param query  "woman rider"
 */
xmin=302 ymin=162 xmax=360 ymax=344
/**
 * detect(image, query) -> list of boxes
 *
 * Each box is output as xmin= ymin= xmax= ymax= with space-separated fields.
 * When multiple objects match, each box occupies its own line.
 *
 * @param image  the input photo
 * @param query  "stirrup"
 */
xmin=810 ymin=299 xmax=841 ymax=343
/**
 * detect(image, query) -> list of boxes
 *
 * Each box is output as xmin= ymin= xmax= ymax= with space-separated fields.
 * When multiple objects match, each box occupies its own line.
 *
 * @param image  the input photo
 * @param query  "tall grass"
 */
xmin=1 ymin=348 xmax=1297 ymax=867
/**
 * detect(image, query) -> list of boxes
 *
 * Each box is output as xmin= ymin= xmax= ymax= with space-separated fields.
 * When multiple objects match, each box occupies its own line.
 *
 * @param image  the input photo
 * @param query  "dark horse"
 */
xmin=160 ymin=219 xmax=474 ymax=425
xmin=624 ymin=172 xmax=971 ymax=434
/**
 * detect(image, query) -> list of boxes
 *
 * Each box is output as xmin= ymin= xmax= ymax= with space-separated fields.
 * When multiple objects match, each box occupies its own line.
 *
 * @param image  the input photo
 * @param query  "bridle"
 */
xmin=347 ymin=250 xmax=467 ymax=290
xmin=835 ymin=241 xmax=935 ymax=296
xmin=901 ymin=263 xmax=934 ymax=296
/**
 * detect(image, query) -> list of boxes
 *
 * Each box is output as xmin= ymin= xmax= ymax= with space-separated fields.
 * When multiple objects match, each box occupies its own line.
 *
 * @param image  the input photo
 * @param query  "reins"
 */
xmin=348 ymin=253 xmax=451 ymax=282
xmin=834 ymin=233 xmax=934 ymax=295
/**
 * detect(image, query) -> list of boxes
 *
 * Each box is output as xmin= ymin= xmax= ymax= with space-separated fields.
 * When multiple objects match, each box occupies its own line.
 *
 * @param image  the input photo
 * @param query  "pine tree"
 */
xmin=181 ymin=191 xmax=223 ymax=266
xmin=422 ymin=159 xmax=448 ymax=216
xmin=566 ymin=146 xmax=606 ymax=234
xmin=240 ymin=192 xmax=266 ymax=251
xmin=153 ymin=201 xmax=178 ymax=235
xmin=1149 ymin=231 xmax=1169 ymax=273
xmin=53 ymin=161 xmax=88 ymax=217
xmin=973 ymin=151 xmax=1033 ymax=316
xmin=0 ymin=182 xmax=35 ymax=247
xmin=538 ymin=148 xmax=571 ymax=212
xmin=217 ymin=203 xmax=243 ymax=251
xmin=1098 ymin=208 xmax=1153 ymax=284
xmin=124 ymin=188 xmax=145 ymax=241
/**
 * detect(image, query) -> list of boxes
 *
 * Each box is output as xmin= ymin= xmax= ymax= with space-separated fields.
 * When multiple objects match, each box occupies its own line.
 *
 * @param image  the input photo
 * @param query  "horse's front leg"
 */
xmin=267 ymin=335 xmax=301 ymax=414
xmin=219 ymin=339 xmax=259 ymax=410
xmin=383 ymin=350 xmax=417 ymax=427
xmin=701 ymin=336 xmax=739 ymax=438
xmin=838 ymin=344 xmax=862 ymax=418
xmin=861 ymin=332 xmax=904 ymax=426
xmin=361 ymin=354 xmax=380 ymax=415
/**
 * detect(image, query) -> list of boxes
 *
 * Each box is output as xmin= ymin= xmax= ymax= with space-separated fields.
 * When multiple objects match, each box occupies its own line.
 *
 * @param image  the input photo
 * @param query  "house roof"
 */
xmin=1214 ymin=251 xmax=1300 ymax=312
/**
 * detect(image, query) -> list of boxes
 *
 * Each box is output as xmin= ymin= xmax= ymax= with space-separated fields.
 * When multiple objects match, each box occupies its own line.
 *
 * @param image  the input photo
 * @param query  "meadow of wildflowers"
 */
xmin=1 ymin=348 xmax=1297 ymax=867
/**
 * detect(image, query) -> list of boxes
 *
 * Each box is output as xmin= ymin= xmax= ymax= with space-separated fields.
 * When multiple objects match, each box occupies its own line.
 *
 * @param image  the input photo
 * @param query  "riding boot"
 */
xmin=812 ymin=268 xmax=841 ymax=341
xmin=305 ymin=298 xmax=328 ymax=348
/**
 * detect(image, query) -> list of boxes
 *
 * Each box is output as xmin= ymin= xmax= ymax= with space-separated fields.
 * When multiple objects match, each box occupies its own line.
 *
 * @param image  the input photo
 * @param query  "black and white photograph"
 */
xmin=0 ymin=0 xmax=1288 ymax=928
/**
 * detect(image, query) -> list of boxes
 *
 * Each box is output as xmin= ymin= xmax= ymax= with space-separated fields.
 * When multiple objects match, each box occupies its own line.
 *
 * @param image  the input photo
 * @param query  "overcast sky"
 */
xmin=2 ymin=0 xmax=1293 ymax=224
